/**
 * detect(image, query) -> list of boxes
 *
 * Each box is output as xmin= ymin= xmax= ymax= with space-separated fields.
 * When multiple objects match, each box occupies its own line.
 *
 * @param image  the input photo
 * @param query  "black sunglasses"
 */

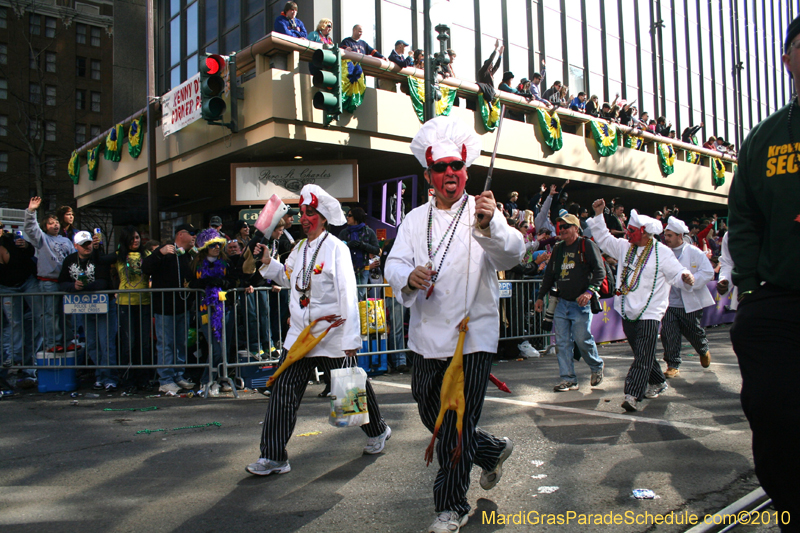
xmin=207 ymin=243 xmax=222 ymax=249
xmin=429 ymin=160 xmax=466 ymax=173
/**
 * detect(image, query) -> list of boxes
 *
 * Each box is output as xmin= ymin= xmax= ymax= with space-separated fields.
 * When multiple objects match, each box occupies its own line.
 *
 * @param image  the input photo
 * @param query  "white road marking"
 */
xmin=371 ymin=380 xmax=743 ymax=433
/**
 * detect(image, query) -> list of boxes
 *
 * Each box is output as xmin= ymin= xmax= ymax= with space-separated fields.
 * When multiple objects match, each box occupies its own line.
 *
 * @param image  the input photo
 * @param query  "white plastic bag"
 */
xmin=518 ymin=340 xmax=540 ymax=358
xmin=329 ymin=363 xmax=370 ymax=427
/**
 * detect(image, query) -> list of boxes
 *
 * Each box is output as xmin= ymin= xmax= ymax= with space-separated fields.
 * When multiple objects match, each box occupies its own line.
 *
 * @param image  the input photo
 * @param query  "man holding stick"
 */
xmin=385 ymin=116 xmax=524 ymax=533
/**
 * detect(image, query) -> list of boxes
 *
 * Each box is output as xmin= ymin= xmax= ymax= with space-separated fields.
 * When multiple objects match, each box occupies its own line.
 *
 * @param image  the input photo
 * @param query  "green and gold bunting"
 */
xmin=104 ymin=124 xmax=124 ymax=162
xmin=68 ymin=151 xmax=80 ymax=185
xmin=87 ymin=143 xmax=103 ymax=181
xmin=686 ymin=136 xmax=702 ymax=164
xmin=711 ymin=158 xmax=726 ymax=188
xmin=341 ymin=59 xmax=366 ymax=113
xmin=589 ymin=120 xmax=619 ymax=157
xmin=657 ymin=143 xmax=676 ymax=176
xmin=478 ymin=94 xmax=501 ymax=132
xmin=128 ymin=116 xmax=144 ymax=159
xmin=406 ymin=76 xmax=457 ymax=122
xmin=624 ymin=135 xmax=646 ymax=151
xmin=535 ymin=108 xmax=563 ymax=151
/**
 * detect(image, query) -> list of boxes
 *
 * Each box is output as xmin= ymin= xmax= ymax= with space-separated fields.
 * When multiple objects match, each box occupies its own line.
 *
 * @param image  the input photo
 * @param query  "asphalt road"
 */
xmin=0 ymin=324 xmax=781 ymax=533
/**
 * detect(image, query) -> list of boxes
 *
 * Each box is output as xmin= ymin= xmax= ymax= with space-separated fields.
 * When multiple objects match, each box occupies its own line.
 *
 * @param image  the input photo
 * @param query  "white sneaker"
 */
xmin=159 ymin=382 xmax=181 ymax=394
xmin=644 ymin=381 xmax=668 ymax=399
xmin=480 ymin=437 xmax=513 ymax=490
xmin=363 ymin=426 xmax=391 ymax=454
xmin=428 ymin=511 xmax=468 ymax=533
xmin=175 ymin=377 xmax=195 ymax=389
xmin=245 ymin=458 xmax=291 ymax=476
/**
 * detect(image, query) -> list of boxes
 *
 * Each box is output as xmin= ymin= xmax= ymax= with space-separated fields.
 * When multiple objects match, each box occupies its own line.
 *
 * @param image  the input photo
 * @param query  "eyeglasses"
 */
xmin=207 ymin=243 xmax=222 ymax=249
xmin=346 ymin=213 xmax=353 ymax=218
xmin=429 ymin=160 xmax=466 ymax=173
xmin=326 ymin=24 xmax=332 ymax=28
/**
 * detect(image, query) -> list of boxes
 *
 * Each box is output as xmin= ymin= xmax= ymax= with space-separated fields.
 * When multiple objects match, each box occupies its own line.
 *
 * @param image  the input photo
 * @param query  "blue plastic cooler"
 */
xmin=358 ymin=335 xmax=388 ymax=376
xmin=35 ymin=352 xmax=78 ymax=392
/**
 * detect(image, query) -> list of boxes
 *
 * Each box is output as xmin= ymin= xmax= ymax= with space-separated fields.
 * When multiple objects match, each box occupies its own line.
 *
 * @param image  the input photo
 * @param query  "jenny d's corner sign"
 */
xmin=231 ymin=161 xmax=359 ymax=205
xmin=161 ymin=73 xmax=202 ymax=137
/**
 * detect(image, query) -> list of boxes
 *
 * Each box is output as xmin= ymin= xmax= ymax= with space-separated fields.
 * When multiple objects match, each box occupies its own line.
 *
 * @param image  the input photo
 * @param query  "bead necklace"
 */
xmin=616 ymin=238 xmax=654 ymax=295
xmin=620 ymin=240 xmax=659 ymax=322
xmin=788 ymin=95 xmax=798 ymax=168
xmin=425 ymin=194 xmax=468 ymax=298
xmin=295 ymin=231 xmax=328 ymax=308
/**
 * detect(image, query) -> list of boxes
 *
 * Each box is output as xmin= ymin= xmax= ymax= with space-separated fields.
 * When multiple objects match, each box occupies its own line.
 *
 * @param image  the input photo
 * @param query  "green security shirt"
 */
xmin=728 ymin=101 xmax=800 ymax=293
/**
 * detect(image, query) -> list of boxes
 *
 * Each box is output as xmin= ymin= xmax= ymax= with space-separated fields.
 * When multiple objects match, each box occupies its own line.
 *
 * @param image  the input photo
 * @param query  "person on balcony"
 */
xmin=273 ymin=1 xmax=307 ymax=39
xmin=307 ymin=18 xmax=333 ymax=46
xmin=341 ymin=24 xmax=384 ymax=58
xmin=388 ymin=39 xmax=413 ymax=68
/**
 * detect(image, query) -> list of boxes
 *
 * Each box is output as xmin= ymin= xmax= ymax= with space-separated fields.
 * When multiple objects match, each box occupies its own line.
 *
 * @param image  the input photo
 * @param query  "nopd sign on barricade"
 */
xmin=63 ymin=294 xmax=109 ymax=314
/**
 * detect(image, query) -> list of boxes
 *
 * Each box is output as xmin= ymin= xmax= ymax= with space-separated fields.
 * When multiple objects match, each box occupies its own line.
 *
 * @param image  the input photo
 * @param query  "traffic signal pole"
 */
xmin=145 ymin=0 xmax=159 ymax=241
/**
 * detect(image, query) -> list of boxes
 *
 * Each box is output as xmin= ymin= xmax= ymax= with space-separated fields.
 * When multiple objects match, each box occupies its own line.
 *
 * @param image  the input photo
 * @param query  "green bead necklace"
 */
xmin=620 ymin=240 xmax=659 ymax=322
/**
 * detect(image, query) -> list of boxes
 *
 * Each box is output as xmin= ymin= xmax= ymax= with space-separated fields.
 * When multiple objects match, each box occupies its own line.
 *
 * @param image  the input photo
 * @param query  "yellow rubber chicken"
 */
xmin=265 ymin=315 xmax=345 ymax=387
xmin=424 ymin=317 xmax=470 ymax=467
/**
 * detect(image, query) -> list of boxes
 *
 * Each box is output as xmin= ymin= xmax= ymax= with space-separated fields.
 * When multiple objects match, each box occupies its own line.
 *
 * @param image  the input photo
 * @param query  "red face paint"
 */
xmin=626 ymin=225 xmax=646 ymax=244
xmin=428 ymin=156 xmax=467 ymax=207
xmin=300 ymin=205 xmax=323 ymax=237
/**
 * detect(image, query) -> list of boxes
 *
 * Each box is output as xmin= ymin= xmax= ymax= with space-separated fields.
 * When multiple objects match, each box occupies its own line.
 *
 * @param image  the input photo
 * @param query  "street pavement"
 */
xmin=0 ymin=324 xmax=780 ymax=532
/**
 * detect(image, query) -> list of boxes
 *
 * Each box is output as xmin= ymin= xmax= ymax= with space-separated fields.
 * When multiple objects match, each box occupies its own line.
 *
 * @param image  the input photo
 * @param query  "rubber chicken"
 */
xmin=265 ymin=315 xmax=345 ymax=387
xmin=424 ymin=317 xmax=470 ymax=467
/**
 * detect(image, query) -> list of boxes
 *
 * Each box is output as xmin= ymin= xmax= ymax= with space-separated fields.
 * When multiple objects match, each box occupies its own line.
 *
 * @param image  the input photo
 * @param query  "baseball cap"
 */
xmin=285 ymin=208 xmax=299 ymax=217
xmin=558 ymin=214 xmax=581 ymax=227
xmin=73 ymin=231 xmax=92 ymax=246
xmin=174 ymin=223 xmax=197 ymax=236
xmin=209 ymin=215 xmax=222 ymax=227
xmin=395 ymin=39 xmax=409 ymax=47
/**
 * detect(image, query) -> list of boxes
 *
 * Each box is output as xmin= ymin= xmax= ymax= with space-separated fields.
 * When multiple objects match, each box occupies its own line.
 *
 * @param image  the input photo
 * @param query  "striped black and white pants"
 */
xmin=259 ymin=355 xmax=387 ymax=462
xmin=411 ymin=351 xmax=507 ymax=516
xmin=661 ymin=306 xmax=708 ymax=369
xmin=622 ymin=319 xmax=665 ymax=400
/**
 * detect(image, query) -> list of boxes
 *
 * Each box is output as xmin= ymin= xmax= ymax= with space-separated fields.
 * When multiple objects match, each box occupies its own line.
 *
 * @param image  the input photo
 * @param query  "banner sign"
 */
xmin=231 ymin=161 xmax=358 ymax=205
xmin=590 ymin=281 xmax=736 ymax=343
xmin=161 ymin=73 xmax=202 ymax=137
xmin=63 ymin=293 xmax=109 ymax=314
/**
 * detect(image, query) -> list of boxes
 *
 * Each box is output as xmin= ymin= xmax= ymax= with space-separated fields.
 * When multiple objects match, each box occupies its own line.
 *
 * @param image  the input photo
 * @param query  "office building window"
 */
xmin=45 ymin=157 xmax=56 ymax=177
xmin=30 ymin=84 xmax=41 ymax=104
xmin=0 ymin=44 xmax=6 ymax=65
xmin=76 ymin=90 xmax=86 ymax=110
xmin=45 ymin=16 xmax=57 ymax=38
xmin=76 ymin=57 xmax=86 ymax=77
xmin=90 ymin=125 xmax=100 ymax=137
xmin=0 ymin=79 xmax=6 ymax=99
xmin=77 ymin=23 xmax=87 ymax=44
xmin=91 ymin=92 xmax=100 ymax=112
xmin=0 ymin=8 xmax=7 ymax=29
xmin=0 ymin=152 xmax=8 ymax=173
xmin=30 ymin=14 xmax=41 ymax=35
xmin=91 ymin=26 xmax=101 ymax=47
xmin=46 ymin=121 xmax=56 ymax=141
xmin=46 ymin=86 xmax=56 ymax=106
xmin=91 ymin=60 xmax=101 ymax=80
xmin=75 ymin=124 xmax=86 ymax=145
xmin=46 ymin=52 xmax=56 ymax=72
xmin=0 ymin=115 xmax=7 ymax=136
xmin=28 ymin=120 xmax=41 ymax=140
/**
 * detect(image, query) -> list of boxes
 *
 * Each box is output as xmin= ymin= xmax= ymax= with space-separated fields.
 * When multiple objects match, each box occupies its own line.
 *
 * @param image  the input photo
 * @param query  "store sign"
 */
xmin=63 ymin=293 xmax=109 ymax=314
xmin=231 ymin=161 xmax=358 ymax=205
xmin=161 ymin=73 xmax=202 ymax=137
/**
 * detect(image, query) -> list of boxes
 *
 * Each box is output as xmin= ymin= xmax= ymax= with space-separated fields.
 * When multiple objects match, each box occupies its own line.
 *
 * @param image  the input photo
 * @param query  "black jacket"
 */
xmin=58 ymin=249 xmax=114 ymax=292
xmin=142 ymin=245 xmax=193 ymax=314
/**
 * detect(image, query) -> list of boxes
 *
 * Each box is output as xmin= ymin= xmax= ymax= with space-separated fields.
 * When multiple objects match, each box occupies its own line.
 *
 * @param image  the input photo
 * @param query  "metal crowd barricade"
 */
xmin=1 ymin=278 xmax=552 ymax=396
xmin=0 ymin=287 xmax=216 ymax=393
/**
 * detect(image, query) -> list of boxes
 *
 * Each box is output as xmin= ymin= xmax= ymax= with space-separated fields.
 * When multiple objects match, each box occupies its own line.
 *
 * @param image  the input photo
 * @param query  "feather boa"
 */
xmin=198 ymin=258 xmax=227 ymax=342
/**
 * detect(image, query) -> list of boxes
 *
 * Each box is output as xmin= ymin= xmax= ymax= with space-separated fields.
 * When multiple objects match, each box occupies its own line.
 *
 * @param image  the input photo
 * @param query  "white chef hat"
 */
xmin=665 ymin=217 xmax=689 ymax=235
xmin=410 ymin=116 xmax=483 ymax=168
xmin=298 ymin=184 xmax=347 ymax=226
xmin=628 ymin=209 xmax=663 ymax=235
